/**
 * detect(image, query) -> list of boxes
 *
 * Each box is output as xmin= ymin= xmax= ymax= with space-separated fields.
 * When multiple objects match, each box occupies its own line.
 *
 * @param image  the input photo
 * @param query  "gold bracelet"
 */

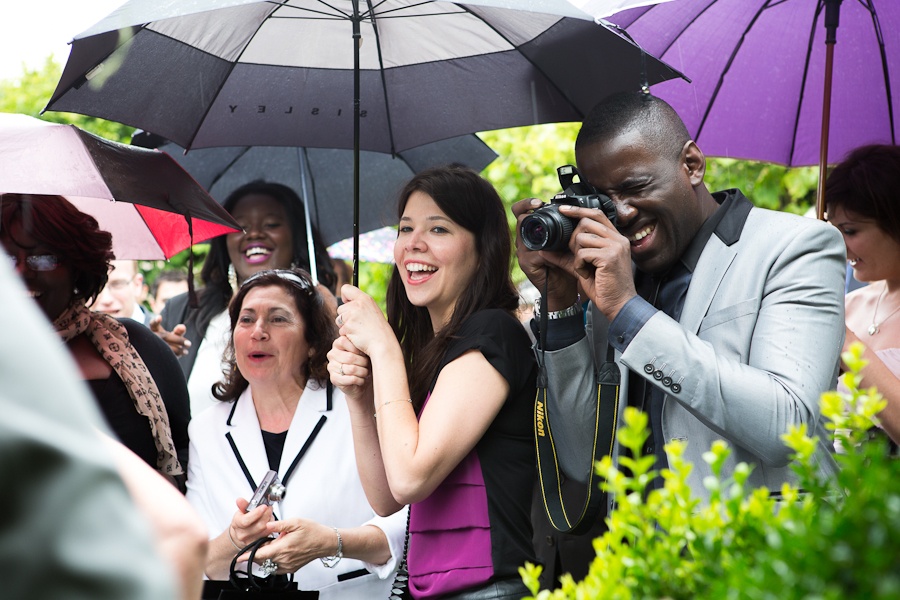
xmin=374 ymin=398 xmax=412 ymax=419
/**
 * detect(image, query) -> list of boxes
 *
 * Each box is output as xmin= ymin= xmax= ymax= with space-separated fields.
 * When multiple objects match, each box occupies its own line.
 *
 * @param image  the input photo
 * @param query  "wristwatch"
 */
xmin=533 ymin=294 xmax=582 ymax=320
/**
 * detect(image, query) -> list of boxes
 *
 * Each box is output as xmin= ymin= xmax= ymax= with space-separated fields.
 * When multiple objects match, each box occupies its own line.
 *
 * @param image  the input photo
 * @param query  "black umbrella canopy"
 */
xmin=47 ymin=0 xmax=684 ymax=283
xmin=45 ymin=0 xmax=684 ymax=153
xmin=134 ymin=133 xmax=499 ymax=246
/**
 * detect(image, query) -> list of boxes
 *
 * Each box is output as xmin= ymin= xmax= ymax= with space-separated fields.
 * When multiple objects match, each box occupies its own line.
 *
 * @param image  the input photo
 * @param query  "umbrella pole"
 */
xmin=816 ymin=0 xmax=842 ymax=221
xmin=352 ymin=0 xmax=361 ymax=287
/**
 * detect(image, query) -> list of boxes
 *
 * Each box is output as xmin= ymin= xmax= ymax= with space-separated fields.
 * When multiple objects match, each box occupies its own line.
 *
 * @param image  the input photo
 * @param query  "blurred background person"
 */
xmin=1 ymin=194 xmax=190 ymax=482
xmin=330 ymin=166 xmax=537 ymax=600
xmin=331 ymin=257 xmax=352 ymax=291
xmin=91 ymin=259 xmax=154 ymax=325
xmin=155 ymin=181 xmax=337 ymax=417
xmin=149 ymin=269 xmax=190 ymax=315
xmin=186 ymin=269 xmax=404 ymax=598
xmin=827 ymin=144 xmax=900 ymax=448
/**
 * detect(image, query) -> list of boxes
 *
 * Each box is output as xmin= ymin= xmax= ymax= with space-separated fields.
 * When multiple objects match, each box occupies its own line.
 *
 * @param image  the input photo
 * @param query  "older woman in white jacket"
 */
xmin=186 ymin=269 xmax=406 ymax=598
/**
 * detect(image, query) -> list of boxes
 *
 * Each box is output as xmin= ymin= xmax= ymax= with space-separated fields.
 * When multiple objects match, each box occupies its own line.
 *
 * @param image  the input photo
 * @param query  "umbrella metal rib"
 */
xmin=786 ymin=0 xmax=824 ymax=167
xmin=868 ymin=1 xmax=896 ymax=145
xmin=365 ymin=0 xmax=399 ymax=157
xmin=695 ymin=1 xmax=769 ymax=146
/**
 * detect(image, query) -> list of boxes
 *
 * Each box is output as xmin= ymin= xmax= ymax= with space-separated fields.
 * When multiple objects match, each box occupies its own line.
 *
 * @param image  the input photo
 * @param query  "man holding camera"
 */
xmin=515 ymin=91 xmax=844 ymax=587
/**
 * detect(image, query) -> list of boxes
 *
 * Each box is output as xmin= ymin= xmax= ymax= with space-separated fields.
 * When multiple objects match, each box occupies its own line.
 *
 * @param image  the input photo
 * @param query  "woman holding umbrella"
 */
xmin=328 ymin=166 xmax=538 ymax=600
xmin=828 ymin=144 xmax=900 ymax=446
xmin=156 ymin=181 xmax=337 ymax=417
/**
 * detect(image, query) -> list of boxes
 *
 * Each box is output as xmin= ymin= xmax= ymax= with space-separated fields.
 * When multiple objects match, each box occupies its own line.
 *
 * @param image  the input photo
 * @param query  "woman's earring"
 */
xmin=290 ymin=258 xmax=299 ymax=270
xmin=228 ymin=264 xmax=238 ymax=292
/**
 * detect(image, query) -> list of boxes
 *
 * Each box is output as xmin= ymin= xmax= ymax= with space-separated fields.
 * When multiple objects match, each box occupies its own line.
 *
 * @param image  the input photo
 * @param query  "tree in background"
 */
xmin=0 ymin=56 xmax=134 ymax=143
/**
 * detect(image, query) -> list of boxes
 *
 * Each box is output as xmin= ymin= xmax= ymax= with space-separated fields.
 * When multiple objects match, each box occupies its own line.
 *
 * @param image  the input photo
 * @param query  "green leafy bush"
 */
xmin=522 ymin=342 xmax=900 ymax=599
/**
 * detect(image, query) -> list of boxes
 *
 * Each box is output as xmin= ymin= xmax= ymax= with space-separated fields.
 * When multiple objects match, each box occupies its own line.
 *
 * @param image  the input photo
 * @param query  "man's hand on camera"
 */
xmin=559 ymin=204 xmax=637 ymax=322
xmin=512 ymin=198 xmax=578 ymax=311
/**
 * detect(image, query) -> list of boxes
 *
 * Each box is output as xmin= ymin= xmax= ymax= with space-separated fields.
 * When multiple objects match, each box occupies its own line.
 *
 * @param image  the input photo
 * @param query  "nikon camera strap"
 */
xmin=534 ymin=269 xmax=620 ymax=534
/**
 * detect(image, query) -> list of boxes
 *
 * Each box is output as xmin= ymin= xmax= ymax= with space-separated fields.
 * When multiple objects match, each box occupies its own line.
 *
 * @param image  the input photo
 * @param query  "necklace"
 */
xmin=868 ymin=284 xmax=900 ymax=335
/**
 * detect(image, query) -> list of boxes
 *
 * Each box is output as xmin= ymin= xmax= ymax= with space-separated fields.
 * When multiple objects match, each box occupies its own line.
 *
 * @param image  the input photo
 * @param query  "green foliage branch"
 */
xmin=522 ymin=342 xmax=900 ymax=600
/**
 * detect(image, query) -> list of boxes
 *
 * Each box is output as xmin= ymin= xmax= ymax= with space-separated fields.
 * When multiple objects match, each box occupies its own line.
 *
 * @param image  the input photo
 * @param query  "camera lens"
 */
xmin=267 ymin=482 xmax=286 ymax=503
xmin=521 ymin=206 xmax=574 ymax=252
xmin=522 ymin=218 xmax=548 ymax=249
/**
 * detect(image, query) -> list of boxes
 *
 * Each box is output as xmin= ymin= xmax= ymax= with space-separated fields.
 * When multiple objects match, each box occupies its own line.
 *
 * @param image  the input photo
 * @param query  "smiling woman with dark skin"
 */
xmin=154 ymin=182 xmax=337 ymax=417
xmin=0 ymin=194 xmax=189 ymax=481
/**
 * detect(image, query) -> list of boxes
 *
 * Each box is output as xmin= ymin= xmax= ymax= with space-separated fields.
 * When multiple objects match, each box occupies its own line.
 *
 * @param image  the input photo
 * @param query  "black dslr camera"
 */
xmin=520 ymin=165 xmax=617 ymax=252
xmin=245 ymin=470 xmax=286 ymax=512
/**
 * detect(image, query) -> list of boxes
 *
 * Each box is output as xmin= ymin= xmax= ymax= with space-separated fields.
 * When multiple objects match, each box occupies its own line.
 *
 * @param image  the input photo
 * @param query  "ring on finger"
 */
xmin=339 ymin=363 xmax=344 ymax=376
xmin=261 ymin=559 xmax=278 ymax=576
xmin=337 ymin=314 xmax=344 ymax=326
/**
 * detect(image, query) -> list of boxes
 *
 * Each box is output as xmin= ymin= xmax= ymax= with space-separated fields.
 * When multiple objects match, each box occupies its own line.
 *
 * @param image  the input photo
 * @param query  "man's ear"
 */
xmin=683 ymin=140 xmax=706 ymax=187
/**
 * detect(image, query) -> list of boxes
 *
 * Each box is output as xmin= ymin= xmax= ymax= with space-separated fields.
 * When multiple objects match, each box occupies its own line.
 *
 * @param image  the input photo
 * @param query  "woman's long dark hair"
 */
xmin=386 ymin=166 xmax=518 ymax=409
xmin=193 ymin=181 xmax=337 ymax=338
xmin=0 ymin=194 xmax=114 ymax=306
xmin=213 ymin=269 xmax=337 ymax=402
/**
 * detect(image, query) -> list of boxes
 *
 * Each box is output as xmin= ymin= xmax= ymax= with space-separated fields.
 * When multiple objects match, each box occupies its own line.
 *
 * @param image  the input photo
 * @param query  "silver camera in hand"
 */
xmin=520 ymin=165 xmax=617 ymax=252
xmin=245 ymin=470 xmax=286 ymax=512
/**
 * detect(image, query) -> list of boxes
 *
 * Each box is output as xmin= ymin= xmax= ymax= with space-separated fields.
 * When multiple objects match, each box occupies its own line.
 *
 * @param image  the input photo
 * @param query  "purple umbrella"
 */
xmin=607 ymin=0 xmax=898 ymax=216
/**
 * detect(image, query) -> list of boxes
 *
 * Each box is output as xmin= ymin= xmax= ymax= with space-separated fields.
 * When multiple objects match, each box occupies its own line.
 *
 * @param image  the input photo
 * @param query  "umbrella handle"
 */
xmin=816 ymin=0 xmax=841 ymax=221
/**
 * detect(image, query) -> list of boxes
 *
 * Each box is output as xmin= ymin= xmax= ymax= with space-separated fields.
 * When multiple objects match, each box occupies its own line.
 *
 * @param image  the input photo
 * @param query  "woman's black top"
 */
xmin=87 ymin=318 xmax=191 ymax=471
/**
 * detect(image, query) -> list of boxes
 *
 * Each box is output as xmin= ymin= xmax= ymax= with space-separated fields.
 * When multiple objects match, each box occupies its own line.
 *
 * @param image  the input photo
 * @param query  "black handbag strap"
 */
xmin=534 ymin=268 xmax=620 ymax=534
xmin=388 ymin=507 xmax=413 ymax=600
xmin=229 ymin=537 xmax=295 ymax=592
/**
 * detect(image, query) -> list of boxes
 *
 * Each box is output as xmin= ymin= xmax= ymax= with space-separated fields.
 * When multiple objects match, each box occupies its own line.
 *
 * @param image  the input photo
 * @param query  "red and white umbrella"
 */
xmin=0 ymin=113 xmax=241 ymax=259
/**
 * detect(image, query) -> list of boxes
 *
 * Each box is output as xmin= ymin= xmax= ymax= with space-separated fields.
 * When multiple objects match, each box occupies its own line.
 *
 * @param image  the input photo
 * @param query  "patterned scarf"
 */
xmin=54 ymin=302 xmax=183 ymax=478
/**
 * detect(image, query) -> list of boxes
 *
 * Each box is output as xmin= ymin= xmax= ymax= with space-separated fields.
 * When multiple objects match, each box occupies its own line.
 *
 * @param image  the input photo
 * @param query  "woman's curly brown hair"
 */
xmin=212 ymin=269 xmax=337 ymax=402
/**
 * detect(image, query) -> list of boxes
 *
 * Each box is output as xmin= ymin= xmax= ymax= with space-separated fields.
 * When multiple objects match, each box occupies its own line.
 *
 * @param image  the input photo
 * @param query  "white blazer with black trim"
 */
xmin=186 ymin=383 xmax=407 ymax=599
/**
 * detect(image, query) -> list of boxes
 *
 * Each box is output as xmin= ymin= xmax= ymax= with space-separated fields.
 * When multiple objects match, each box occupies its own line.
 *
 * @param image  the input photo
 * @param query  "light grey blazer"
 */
xmin=543 ymin=206 xmax=845 ymax=505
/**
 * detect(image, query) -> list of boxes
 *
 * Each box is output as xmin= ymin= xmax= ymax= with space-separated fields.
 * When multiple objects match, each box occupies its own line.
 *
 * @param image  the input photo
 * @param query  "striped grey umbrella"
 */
xmin=46 ymin=0 xmax=683 ymax=280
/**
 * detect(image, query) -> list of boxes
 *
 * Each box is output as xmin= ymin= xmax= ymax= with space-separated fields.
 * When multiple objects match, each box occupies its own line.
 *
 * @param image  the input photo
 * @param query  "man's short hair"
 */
xmin=150 ymin=269 xmax=189 ymax=299
xmin=575 ymin=92 xmax=691 ymax=161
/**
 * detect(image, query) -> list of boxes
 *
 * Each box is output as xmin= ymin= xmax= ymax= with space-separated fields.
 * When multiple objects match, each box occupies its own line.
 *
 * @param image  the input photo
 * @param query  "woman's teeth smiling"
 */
xmin=244 ymin=246 xmax=271 ymax=263
xmin=407 ymin=262 xmax=436 ymax=280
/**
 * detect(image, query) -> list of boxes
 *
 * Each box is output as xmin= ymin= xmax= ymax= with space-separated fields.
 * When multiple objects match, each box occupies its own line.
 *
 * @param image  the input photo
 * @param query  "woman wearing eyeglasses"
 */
xmin=0 ymin=194 xmax=189 ymax=484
